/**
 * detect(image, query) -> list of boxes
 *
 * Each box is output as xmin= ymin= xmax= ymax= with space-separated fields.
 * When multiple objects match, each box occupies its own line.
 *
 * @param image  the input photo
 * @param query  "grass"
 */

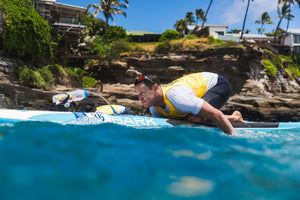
xmin=263 ymin=59 xmax=277 ymax=77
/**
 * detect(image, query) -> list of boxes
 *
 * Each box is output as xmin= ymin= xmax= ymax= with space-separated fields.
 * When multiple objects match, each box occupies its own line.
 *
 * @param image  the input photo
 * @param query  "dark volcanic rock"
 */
xmin=0 ymin=47 xmax=299 ymax=122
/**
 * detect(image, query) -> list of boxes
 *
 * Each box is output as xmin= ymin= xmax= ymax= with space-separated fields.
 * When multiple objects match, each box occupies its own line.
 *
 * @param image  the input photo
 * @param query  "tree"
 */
xmin=159 ymin=29 xmax=180 ymax=42
xmin=255 ymin=12 xmax=273 ymax=34
xmin=1 ymin=0 xmax=52 ymax=63
xmin=81 ymin=14 xmax=107 ymax=37
xmin=274 ymin=4 xmax=294 ymax=41
xmin=185 ymin=12 xmax=195 ymax=26
xmin=227 ymin=29 xmax=242 ymax=33
xmin=195 ymin=8 xmax=206 ymax=26
xmin=174 ymin=19 xmax=188 ymax=37
xmin=202 ymin=0 xmax=213 ymax=29
xmin=277 ymin=0 xmax=299 ymax=39
xmin=240 ymin=0 xmax=254 ymax=40
xmin=89 ymin=0 xmax=129 ymax=25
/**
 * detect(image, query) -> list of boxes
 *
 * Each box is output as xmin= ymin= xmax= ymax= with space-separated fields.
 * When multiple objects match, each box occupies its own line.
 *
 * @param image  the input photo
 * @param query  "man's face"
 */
xmin=135 ymin=83 xmax=156 ymax=108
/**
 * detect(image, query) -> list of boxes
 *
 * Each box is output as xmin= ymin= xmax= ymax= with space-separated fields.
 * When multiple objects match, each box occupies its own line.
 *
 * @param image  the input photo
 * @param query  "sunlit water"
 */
xmin=0 ymin=122 xmax=299 ymax=200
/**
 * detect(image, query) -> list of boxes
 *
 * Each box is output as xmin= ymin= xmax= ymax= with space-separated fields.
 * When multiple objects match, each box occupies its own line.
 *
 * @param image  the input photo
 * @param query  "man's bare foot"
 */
xmin=227 ymin=111 xmax=245 ymax=123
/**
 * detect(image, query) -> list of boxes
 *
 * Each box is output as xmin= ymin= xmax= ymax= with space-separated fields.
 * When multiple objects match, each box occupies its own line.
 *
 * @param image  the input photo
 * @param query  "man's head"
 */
xmin=134 ymin=74 xmax=159 ymax=108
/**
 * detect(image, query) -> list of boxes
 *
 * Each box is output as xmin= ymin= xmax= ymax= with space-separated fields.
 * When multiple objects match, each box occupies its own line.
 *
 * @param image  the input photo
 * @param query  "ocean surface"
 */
xmin=0 ymin=122 xmax=299 ymax=200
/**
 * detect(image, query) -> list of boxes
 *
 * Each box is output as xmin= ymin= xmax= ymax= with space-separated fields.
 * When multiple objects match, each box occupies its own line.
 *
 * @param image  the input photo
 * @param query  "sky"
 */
xmin=58 ymin=0 xmax=300 ymax=34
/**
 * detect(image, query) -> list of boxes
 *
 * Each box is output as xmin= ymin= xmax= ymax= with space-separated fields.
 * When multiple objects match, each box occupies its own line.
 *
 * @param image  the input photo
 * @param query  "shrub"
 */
xmin=155 ymin=41 xmax=171 ymax=53
xmin=106 ymin=40 xmax=132 ymax=61
xmin=83 ymin=76 xmax=97 ymax=88
xmin=101 ymin=26 xmax=129 ymax=43
xmin=184 ymin=34 xmax=199 ymax=40
xmin=19 ymin=65 xmax=54 ymax=89
xmin=207 ymin=35 xmax=223 ymax=44
xmin=48 ymin=64 xmax=64 ymax=76
xmin=1 ymin=0 xmax=52 ymax=63
xmin=93 ymin=39 xmax=132 ymax=61
xmin=65 ymin=67 xmax=86 ymax=83
xmin=158 ymin=29 xmax=180 ymax=42
xmin=263 ymin=59 xmax=277 ymax=77
xmin=170 ymin=41 xmax=184 ymax=51
xmin=37 ymin=66 xmax=54 ymax=87
xmin=263 ymin=49 xmax=283 ymax=68
xmin=84 ymin=59 xmax=97 ymax=69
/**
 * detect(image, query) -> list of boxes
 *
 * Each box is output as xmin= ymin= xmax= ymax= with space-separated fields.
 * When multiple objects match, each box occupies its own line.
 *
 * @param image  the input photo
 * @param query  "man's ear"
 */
xmin=153 ymin=84 xmax=159 ymax=90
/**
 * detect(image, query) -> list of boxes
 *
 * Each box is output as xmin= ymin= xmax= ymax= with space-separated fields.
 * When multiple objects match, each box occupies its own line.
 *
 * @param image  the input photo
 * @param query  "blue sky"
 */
xmin=58 ymin=0 xmax=300 ymax=34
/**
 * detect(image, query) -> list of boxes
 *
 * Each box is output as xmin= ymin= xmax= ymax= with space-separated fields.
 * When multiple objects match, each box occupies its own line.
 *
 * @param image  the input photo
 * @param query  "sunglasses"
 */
xmin=134 ymin=74 xmax=155 ymax=86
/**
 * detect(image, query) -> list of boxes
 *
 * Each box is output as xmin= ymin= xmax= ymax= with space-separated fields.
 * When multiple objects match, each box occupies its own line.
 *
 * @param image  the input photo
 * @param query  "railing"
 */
xmin=59 ymin=17 xmax=80 ymax=25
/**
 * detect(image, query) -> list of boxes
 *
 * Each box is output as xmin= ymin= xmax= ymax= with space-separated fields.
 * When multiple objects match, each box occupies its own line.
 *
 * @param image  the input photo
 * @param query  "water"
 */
xmin=0 ymin=122 xmax=299 ymax=200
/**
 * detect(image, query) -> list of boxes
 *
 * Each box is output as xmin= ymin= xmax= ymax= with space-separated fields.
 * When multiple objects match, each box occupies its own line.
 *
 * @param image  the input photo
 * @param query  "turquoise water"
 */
xmin=0 ymin=122 xmax=299 ymax=200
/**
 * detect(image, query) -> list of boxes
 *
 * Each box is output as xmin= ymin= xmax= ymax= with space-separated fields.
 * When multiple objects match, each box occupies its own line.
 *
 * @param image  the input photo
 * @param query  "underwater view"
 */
xmin=0 ymin=122 xmax=299 ymax=200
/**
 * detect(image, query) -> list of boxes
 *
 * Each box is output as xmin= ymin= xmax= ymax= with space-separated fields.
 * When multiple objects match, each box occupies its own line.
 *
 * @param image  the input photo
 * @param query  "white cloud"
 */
xmin=222 ymin=0 xmax=278 ymax=25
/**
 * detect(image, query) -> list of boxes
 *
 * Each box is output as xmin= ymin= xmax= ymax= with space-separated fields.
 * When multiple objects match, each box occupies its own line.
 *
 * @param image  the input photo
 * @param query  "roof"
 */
xmin=187 ymin=25 xmax=229 ymax=30
xmin=227 ymin=33 xmax=273 ymax=39
xmin=55 ymin=2 xmax=87 ymax=11
xmin=127 ymin=31 xmax=160 ymax=36
xmin=284 ymin=29 xmax=300 ymax=34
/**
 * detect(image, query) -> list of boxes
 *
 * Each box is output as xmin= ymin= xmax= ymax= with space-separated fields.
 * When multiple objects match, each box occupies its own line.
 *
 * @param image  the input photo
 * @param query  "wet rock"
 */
xmin=0 ymin=46 xmax=299 ymax=122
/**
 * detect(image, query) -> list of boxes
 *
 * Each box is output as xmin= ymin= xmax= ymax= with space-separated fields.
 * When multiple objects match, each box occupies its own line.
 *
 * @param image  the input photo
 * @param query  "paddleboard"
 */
xmin=0 ymin=109 xmax=299 ymax=132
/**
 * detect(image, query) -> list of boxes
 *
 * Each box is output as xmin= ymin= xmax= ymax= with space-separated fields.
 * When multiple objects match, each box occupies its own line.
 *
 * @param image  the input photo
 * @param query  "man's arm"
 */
xmin=197 ymin=101 xmax=235 ymax=135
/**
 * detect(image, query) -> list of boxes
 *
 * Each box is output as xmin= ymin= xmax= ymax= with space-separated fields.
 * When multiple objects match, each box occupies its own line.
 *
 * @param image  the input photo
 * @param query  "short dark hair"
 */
xmin=135 ymin=74 xmax=155 ymax=88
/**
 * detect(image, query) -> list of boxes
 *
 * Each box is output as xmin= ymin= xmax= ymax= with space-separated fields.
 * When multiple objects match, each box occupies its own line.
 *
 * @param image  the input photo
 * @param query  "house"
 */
xmin=187 ymin=25 xmax=229 ymax=39
xmin=127 ymin=31 xmax=161 ymax=43
xmin=279 ymin=29 xmax=300 ymax=54
xmin=222 ymin=33 xmax=274 ymax=43
xmin=32 ymin=0 xmax=87 ymax=47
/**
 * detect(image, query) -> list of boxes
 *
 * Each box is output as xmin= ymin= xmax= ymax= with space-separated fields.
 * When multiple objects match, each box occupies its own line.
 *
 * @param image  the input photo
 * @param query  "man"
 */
xmin=134 ymin=72 xmax=244 ymax=135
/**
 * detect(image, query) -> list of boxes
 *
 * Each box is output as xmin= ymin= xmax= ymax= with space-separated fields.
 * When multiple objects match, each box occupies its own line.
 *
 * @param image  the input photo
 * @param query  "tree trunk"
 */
xmin=274 ymin=16 xmax=284 ymax=42
xmin=283 ymin=3 xmax=291 ymax=45
xmin=240 ymin=0 xmax=251 ymax=40
xmin=201 ymin=0 xmax=213 ymax=29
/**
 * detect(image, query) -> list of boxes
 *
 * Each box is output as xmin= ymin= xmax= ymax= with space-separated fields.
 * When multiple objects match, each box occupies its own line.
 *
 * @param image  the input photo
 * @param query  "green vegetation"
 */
xmin=254 ymin=12 xmax=273 ymax=35
xmin=263 ymin=59 xmax=277 ymax=77
xmin=281 ymin=55 xmax=300 ymax=79
xmin=19 ymin=65 xmax=54 ymax=89
xmin=183 ymin=34 xmax=199 ymax=40
xmin=83 ymin=76 xmax=97 ymax=88
xmin=18 ymin=65 xmax=96 ymax=89
xmin=207 ymin=36 xmax=223 ymax=44
xmin=91 ymin=26 xmax=133 ymax=61
xmin=155 ymin=41 xmax=172 ymax=54
xmin=159 ymin=30 xmax=180 ymax=42
xmin=1 ymin=0 xmax=299 ymax=91
xmin=0 ymin=0 xmax=55 ymax=63
xmin=88 ymin=0 xmax=129 ymax=25
xmin=80 ymin=14 xmax=107 ymax=39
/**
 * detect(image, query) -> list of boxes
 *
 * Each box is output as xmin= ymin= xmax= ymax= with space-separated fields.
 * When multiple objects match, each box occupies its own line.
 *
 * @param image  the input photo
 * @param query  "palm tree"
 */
xmin=228 ymin=29 xmax=242 ymax=34
xmin=201 ymin=0 xmax=213 ymax=29
xmin=274 ymin=4 xmax=294 ymax=41
xmin=255 ymin=12 xmax=273 ymax=34
xmin=240 ymin=0 xmax=254 ymax=40
xmin=174 ymin=19 xmax=188 ymax=37
xmin=278 ymin=0 xmax=300 ymax=32
xmin=195 ymin=8 xmax=206 ymax=27
xmin=89 ymin=0 xmax=129 ymax=25
xmin=185 ymin=12 xmax=195 ymax=25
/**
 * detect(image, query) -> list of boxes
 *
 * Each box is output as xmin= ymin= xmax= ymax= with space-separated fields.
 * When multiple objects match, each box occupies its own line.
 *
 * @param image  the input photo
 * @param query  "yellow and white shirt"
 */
xmin=150 ymin=72 xmax=218 ymax=119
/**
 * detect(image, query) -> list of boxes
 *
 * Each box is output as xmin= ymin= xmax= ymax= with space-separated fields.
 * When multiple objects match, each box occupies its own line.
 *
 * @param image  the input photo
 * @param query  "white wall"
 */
xmin=282 ymin=34 xmax=293 ymax=47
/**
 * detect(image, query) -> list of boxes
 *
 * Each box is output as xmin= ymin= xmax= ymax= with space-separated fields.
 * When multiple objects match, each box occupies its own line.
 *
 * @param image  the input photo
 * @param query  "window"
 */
xmin=216 ymin=31 xmax=224 ymax=36
xmin=293 ymin=34 xmax=300 ymax=44
xmin=294 ymin=46 xmax=300 ymax=54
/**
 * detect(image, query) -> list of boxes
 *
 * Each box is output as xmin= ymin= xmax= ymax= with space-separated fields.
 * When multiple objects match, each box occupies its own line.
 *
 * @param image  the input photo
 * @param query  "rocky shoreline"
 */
xmin=0 ymin=46 xmax=299 ymax=122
